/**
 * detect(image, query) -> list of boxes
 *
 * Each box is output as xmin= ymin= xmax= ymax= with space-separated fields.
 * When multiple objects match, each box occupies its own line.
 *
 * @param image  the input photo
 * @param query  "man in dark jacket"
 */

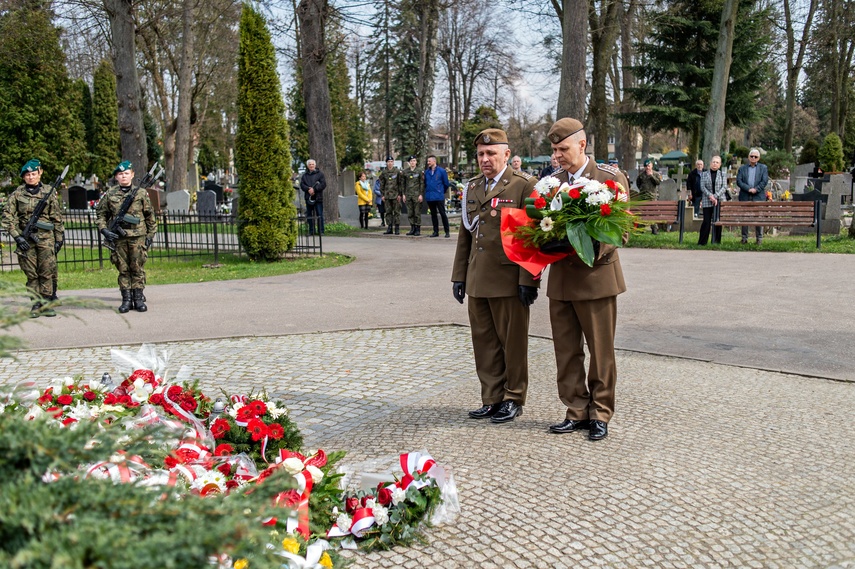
xmin=686 ymin=159 xmax=704 ymax=219
xmin=300 ymin=159 xmax=326 ymax=235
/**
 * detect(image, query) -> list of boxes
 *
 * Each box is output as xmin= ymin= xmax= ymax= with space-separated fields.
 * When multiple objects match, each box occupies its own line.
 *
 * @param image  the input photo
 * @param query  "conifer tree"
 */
xmin=91 ymin=59 xmax=121 ymax=181
xmin=236 ymin=3 xmax=296 ymax=261
xmin=76 ymin=79 xmax=94 ymax=170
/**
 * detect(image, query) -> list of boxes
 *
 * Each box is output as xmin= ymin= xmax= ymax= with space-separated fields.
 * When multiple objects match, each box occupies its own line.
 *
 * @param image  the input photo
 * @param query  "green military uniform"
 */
xmin=1 ymin=160 xmax=64 ymax=316
xmin=401 ymin=164 xmax=424 ymax=235
xmin=96 ymin=161 xmax=157 ymax=312
xmin=379 ymin=165 xmax=402 ymax=234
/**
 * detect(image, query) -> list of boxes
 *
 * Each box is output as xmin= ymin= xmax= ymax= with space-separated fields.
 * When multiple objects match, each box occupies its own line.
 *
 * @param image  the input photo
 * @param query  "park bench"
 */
xmin=631 ymin=200 xmax=685 ymax=243
xmin=714 ymin=201 xmax=822 ymax=248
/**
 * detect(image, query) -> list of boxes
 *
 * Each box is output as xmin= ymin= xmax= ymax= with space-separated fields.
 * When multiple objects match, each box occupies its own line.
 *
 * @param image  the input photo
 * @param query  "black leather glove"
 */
xmin=518 ymin=285 xmax=538 ymax=307
xmin=14 ymin=236 xmax=30 ymax=252
xmin=593 ymin=240 xmax=601 ymax=259
xmin=145 ymin=237 xmax=153 ymax=250
xmin=101 ymin=228 xmax=119 ymax=241
xmin=452 ymin=281 xmax=466 ymax=304
xmin=540 ymin=237 xmax=572 ymax=254
xmin=54 ymin=240 xmax=63 ymax=254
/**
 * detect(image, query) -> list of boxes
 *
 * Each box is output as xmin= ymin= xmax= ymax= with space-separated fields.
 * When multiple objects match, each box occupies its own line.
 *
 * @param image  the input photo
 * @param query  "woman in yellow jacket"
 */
xmin=355 ymin=170 xmax=373 ymax=229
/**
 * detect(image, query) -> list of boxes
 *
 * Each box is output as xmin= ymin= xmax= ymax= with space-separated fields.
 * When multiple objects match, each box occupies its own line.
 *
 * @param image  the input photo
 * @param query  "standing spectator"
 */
xmin=687 ymin=159 xmax=705 ymax=219
xmin=355 ymin=171 xmax=373 ymax=229
xmin=736 ymin=148 xmax=769 ymax=244
xmin=540 ymin=118 xmax=629 ymax=442
xmin=698 ymin=155 xmax=727 ymax=246
xmin=378 ymin=156 xmax=402 ymax=235
xmin=424 ymin=155 xmax=451 ymax=238
xmin=635 ymin=160 xmax=663 ymax=233
xmin=401 ymin=155 xmax=424 ymax=235
xmin=511 ymin=155 xmax=522 ymax=172
xmin=539 ymin=156 xmax=560 ymax=179
xmin=1 ymin=159 xmax=64 ymax=317
xmin=451 ymin=128 xmax=539 ymax=424
xmin=300 ymin=159 xmax=326 ymax=235
xmin=373 ymin=175 xmax=385 ymax=227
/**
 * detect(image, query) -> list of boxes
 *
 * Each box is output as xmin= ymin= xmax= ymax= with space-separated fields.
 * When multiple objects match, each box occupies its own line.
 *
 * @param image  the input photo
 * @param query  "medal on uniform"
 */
xmin=490 ymin=210 xmax=497 ymax=217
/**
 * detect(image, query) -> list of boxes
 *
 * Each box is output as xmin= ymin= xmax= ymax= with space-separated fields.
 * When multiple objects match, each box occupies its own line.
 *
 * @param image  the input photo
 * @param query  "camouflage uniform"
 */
xmin=96 ymin=186 xmax=157 ymax=290
xmin=401 ymin=166 xmax=424 ymax=234
xmin=1 ymin=184 xmax=63 ymax=299
xmin=379 ymin=167 xmax=402 ymax=231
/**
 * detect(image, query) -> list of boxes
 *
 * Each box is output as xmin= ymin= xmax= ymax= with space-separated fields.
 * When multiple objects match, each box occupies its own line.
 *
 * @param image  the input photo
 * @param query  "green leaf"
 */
xmin=566 ymin=222 xmax=595 ymax=267
xmin=525 ymin=204 xmax=544 ymax=219
xmin=587 ymin=218 xmax=622 ymax=246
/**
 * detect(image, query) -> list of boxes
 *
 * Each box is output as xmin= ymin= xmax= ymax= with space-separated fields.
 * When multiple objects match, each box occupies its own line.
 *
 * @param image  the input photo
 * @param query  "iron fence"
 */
xmin=0 ymin=210 xmax=322 ymax=272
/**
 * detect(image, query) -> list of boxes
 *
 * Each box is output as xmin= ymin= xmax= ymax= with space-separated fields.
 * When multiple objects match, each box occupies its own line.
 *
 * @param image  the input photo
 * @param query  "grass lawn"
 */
xmin=626 ymin=226 xmax=855 ymax=253
xmin=0 ymin=253 xmax=352 ymax=290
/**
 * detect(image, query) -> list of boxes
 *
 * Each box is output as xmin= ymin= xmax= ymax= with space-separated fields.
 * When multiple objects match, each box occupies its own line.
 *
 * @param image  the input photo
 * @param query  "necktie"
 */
xmin=568 ymin=174 xmax=575 ymax=183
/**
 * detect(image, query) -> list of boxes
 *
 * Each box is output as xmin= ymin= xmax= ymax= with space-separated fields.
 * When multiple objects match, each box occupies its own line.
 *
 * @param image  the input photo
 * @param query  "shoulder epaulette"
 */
xmin=512 ymin=170 xmax=533 ymax=181
xmin=597 ymin=163 xmax=619 ymax=176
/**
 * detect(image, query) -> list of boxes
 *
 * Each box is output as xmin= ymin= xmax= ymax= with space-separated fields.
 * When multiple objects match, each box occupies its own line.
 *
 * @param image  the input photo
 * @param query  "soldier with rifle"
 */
xmin=96 ymin=161 xmax=158 ymax=313
xmin=1 ymin=159 xmax=66 ymax=317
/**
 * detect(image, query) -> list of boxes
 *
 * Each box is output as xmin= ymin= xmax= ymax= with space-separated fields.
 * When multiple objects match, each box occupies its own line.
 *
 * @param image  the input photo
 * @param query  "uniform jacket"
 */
xmin=635 ymin=170 xmax=661 ymax=200
xmin=424 ymin=166 xmax=450 ymax=201
xmin=2 ymin=184 xmax=64 ymax=243
xmin=379 ymin=167 xmax=402 ymax=200
xmin=451 ymin=167 xmax=538 ymax=297
xmin=546 ymin=160 xmax=627 ymax=302
xmin=300 ymin=169 xmax=326 ymax=202
xmin=736 ymin=163 xmax=769 ymax=202
xmin=96 ymin=186 xmax=157 ymax=239
xmin=401 ymin=167 xmax=424 ymax=198
xmin=355 ymin=180 xmax=373 ymax=206
xmin=700 ymin=169 xmax=728 ymax=208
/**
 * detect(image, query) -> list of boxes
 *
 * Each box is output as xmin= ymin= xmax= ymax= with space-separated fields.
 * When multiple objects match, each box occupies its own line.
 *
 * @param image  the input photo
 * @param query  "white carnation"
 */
xmin=363 ymin=498 xmax=376 ymax=509
xmin=391 ymin=487 xmax=407 ymax=506
xmin=372 ymin=505 xmax=389 ymax=526
xmin=336 ymin=513 xmax=352 ymax=532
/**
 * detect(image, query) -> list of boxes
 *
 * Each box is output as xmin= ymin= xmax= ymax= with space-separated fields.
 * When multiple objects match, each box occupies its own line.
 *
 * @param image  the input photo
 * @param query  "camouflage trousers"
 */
xmin=385 ymin=197 xmax=401 ymax=225
xmin=404 ymin=196 xmax=422 ymax=227
xmin=17 ymin=238 xmax=57 ymax=298
xmin=110 ymin=235 xmax=148 ymax=290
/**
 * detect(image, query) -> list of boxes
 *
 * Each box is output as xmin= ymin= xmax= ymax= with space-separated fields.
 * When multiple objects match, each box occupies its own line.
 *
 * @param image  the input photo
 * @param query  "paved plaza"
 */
xmin=3 ymin=236 xmax=854 ymax=567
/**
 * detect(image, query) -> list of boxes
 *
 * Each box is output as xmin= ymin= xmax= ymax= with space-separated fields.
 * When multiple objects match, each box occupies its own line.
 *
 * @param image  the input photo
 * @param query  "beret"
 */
xmin=385 ymin=156 xmax=394 ymax=161
xmin=474 ymin=128 xmax=508 ymax=146
xmin=113 ymin=160 xmax=133 ymax=175
xmin=547 ymin=118 xmax=585 ymax=144
xmin=407 ymin=155 xmax=417 ymax=161
xmin=20 ymin=159 xmax=41 ymax=175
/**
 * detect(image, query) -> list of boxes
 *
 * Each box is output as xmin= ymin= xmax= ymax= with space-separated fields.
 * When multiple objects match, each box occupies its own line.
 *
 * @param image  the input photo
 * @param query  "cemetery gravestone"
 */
xmin=658 ymin=179 xmax=679 ymax=201
xmin=204 ymin=181 xmax=224 ymax=203
xmin=339 ymin=195 xmax=359 ymax=227
xmin=197 ymin=189 xmax=218 ymax=220
xmin=67 ymin=186 xmax=88 ymax=210
xmin=167 ymin=189 xmax=191 ymax=214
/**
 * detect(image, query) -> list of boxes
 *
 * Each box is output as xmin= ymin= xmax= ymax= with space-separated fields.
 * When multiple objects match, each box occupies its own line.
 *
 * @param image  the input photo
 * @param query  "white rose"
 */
xmin=305 ymin=465 xmax=324 ymax=483
xmin=282 ymin=457 xmax=305 ymax=475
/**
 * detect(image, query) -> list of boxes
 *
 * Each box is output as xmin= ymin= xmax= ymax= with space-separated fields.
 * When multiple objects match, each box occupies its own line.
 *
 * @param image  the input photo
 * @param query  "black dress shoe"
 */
xmin=548 ymin=419 xmax=590 ymax=434
xmin=588 ymin=420 xmax=608 ymax=440
xmin=490 ymin=400 xmax=523 ymax=423
xmin=468 ymin=403 xmax=501 ymax=419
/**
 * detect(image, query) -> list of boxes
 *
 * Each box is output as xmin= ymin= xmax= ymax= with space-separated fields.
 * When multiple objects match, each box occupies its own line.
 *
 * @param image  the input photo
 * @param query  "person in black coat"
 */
xmin=686 ymin=159 xmax=704 ymax=219
xmin=300 ymin=159 xmax=327 ymax=235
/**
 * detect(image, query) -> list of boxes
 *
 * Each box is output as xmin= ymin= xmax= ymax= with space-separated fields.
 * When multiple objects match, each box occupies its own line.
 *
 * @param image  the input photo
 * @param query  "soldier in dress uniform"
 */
xmin=1 ymin=159 xmax=64 ymax=317
xmin=451 ymin=128 xmax=539 ymax=424
xmin=96 ymin=161 xmax=158 ymax=313
xmin=378 ymin=156 xmax=402 ymax=235
xmin=542 ymin=118 xmax=629 ymax=441
xmin=401 ymin=155 xmax=424 ymax=235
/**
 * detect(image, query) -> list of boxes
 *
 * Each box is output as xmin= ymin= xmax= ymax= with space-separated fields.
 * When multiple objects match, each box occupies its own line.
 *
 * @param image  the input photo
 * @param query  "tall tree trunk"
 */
xmin=106 ymin=0 xmax=147 ymax=184
xmin=555 ymin=0 xmax=587 ymax=120
xmin=783 ymin=0 xmax=817 ymax=154
xmin=617 ymin=0 xmax=638 ymax=170
xmin=298 ymin=0 xmax=339 ymax=222
xmin=172 ymin=0 xmax=195 ymax=193
xmin=701 ymin=0 xmax=739 ymax=162
xmin=589 ymin=0 xmax=621 ymax=159
xmin=412 ymin=0 xmax=440 ymax=163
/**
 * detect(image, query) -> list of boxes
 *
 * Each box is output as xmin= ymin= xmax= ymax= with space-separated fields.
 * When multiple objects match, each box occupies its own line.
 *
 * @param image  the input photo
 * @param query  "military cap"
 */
xmin=407 ymin=155 xmax=417 ymax=161
xmin=643 ymin=159 xmax=651 ymax=166
xmin=385 ymin=156 xmax=394 ymax=162
xmin=548 ymin=118 xmax=585 ymax=144
xmin=113 ymin=160 xmax=133 ymax=175
xmin=20 ymin=159 xmax=41 ymax=176
xmin=473 ymin=128 xmax=508 ymax=146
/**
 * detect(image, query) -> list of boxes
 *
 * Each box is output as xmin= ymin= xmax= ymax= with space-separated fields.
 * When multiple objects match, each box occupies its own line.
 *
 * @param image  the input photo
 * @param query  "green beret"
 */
xmin=20 ymin=159 xmax=41 ymax=176
xmin=113 ymin=160 xmax=133 ymax=175
xmin=548 ymin=118 xmax=585 ymax=144
xmin=474 ymin=128 xmax=508 ymax=146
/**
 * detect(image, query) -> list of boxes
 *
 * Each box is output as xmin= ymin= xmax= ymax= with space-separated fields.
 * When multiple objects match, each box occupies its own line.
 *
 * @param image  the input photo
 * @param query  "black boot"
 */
xmin=384 ymin=224 xmax=393 ymax=235
xmin=118 ymin=289 xmax=133 ymax=313
xmin=430 ymin=229 xmax=439 ymax=237
xmin=133 ymin=289 xmax=148 ymax=312
xmin=394 ymin=224 xmax=400 ymax=235
xmin=30 ymin=302 xmax=42 ymax=318
xmin=414 ymin=225 xmax=421 ymax=236
xmin=406 ymin=225 xmax=416 ymax=235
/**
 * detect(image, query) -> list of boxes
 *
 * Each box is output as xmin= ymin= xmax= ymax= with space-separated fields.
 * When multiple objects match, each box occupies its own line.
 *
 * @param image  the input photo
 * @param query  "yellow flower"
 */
xmin=281 ymin=537 xmax=300 ymax=554
xmin=319 ymin=552 xmax=333 ymax=568
xmin=234 ymin=559 xmax=249 ymax=569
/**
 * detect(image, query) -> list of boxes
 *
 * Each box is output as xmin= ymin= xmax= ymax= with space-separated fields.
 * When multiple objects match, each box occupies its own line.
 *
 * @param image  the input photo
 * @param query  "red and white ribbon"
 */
xmin=327 ymin=507 xmax=376 ymax=538
xmin=399 ymin=451 xmax=437 ymax=490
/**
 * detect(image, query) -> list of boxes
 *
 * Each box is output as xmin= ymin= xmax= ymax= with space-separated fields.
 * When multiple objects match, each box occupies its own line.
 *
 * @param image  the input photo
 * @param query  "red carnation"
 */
xmin=214 ymin=443 xmax=234 ymax=456
xmin=345 ymin=496 xmax=360 ymax=514
xmin=62 ymin=417 xmax=77 ymax=426
xmin=247 ymin=418 xmax=268 ymax=441
xmin=217 ymin=463 xmax=233 ymax=476
xmin=149 ymin=392 xmax=164 ymax=405
xmin=605 ymin=179 xmax=618 ymax=190
xmin=377 ymin=486 xmax=393 ymax=506
xmin=249 ymin=399 xmax=267 ymax=416
xmin=236 ymin=406 xmax=256 ymax=422
xmin=534 ymin=197 xmax=547 ymax=209
xmin=83 ymin=391 xmax=97 ymax=401
xmin=600 ymin=203 xmax=612 ymax=216
xmin=164 ymin=455 xmax=178 ymax=468
xmin=569 ymin=188 xmax=581 ymax=199
xmin=57 ymin=394 xmax=73 ymax=405
xmin=104 ymin=393 xmax=117 ymax=405
xmin=211 ymin=418 xmax=231 ymax=439
xmin=267 ymin=423 xmax=284 ymax=440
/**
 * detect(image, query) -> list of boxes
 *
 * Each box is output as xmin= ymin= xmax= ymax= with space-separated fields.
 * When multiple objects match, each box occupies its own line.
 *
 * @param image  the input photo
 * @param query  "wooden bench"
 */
xmin=631 ymin=200 xmax=685 ymax=243
xmin=714 ymin=201 xmax=821 ymax=247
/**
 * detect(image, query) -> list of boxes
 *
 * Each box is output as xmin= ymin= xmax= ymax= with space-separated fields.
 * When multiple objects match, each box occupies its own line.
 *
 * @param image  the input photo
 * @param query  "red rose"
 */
xmin=83 ymin=391 xmax=97 ymax=401
xmin=62 ymin=417 xmax=77 ymax=426
xmin=164 ymin=455 xmax=178 ymax=468
xmin=180 ymin=398 xmax=197 ymax=412
xmin=345 ymin=496 xmax=360 ymax=514
xmin=361 ymin=495 xmax=375 ymax=508
xmin=166 ymin=385 xmax=183 ymax=400
xmin=118 ymin=395 xmax=132 ymax=405
xmin=267 ymin=423 xmax=284 ymax=440
xmin=600 ymin=203 xmax=612 ymax=216
xmin=236 ymin=406 xmax=256 ymax=422
xmin=217 ymin=463 xmax=232 ymax=476
xmin=38 ymin=389 xmax=54 ymax=404
xmin=249 ymin=399 xmax=267 ymax=416
xmin=377 ymin=486 xmax=393 ymax=506
xmin=569 ymin=189 xmax=581 ymax=199
xmin=534 ymin=197 xmax=547 ymax=209
xmin=149 ymin=393 xmax=164 ymax=405
xmin=104 ymin=393 xmax=117 ymax=405
xmin=214 ymin=443 xmax=233 ymax=456
xmin=126 ymin=402 xmax=140 ymax=408
xmin=57 ymin=394 xmax=73 ymax=405
xmin=247 ymin=418 xmax=268 ymax=441
xmin=225 ymin=480 xmax=239 ymax=490
xmin=211 ymin=418 xmax=231 ymax=439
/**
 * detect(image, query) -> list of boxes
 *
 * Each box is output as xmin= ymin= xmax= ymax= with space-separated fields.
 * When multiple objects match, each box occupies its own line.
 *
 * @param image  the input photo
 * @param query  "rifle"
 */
xmin=20 ymin=165 xmax=69 ymax=245
xmin=104 ymin=163 xmax=162 ymax=251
